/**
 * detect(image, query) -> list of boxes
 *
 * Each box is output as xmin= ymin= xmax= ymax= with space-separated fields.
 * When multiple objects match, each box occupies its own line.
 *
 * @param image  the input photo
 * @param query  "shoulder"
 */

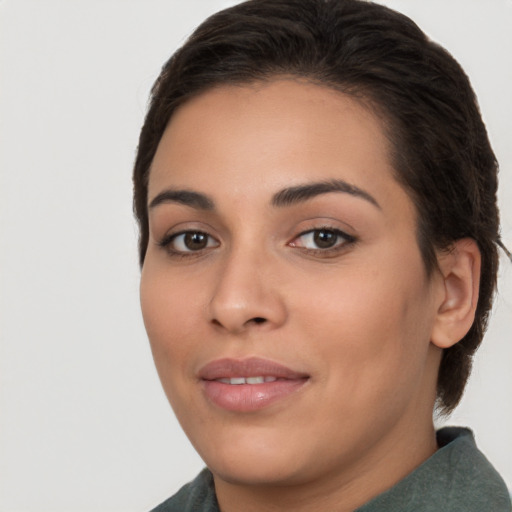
xmin=435 ymin=427 xmax=511 ymax=510
xmin=357 ymin=427 xmax=511 ymax=512
xmin=149 ymin=468 xmax=219 ymax=512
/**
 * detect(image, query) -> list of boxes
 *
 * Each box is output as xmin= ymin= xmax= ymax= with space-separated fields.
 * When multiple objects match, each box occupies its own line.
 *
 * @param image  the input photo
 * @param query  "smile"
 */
xmin=199 ymin=358 xmax=309 ymax=412
xmin=217 ymin=376 xmax=278 ymax=384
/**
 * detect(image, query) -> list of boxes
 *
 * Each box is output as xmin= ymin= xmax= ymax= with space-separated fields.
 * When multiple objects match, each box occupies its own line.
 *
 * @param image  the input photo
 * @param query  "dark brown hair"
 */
xmin=133 ymin=0 xmax=503 ymax=412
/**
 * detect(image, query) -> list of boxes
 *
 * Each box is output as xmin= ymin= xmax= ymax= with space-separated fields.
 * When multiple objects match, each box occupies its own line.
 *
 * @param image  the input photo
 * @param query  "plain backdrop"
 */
xmin=1 ymin=1 xmax=511 ymax=510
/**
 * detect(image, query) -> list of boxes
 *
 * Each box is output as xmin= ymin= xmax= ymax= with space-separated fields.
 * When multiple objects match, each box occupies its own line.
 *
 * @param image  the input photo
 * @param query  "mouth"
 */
xmin=198 ymin=357 xmax=310 ymax=412
xmin=216 ymin=376 xmax=278 ymax=384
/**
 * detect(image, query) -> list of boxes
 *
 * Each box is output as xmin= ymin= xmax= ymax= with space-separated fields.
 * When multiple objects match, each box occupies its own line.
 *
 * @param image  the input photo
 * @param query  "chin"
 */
xmin=209 ymin=457 xmax=306 ymax=488
xmin=195 ymin=428 xmax=312 ymax=486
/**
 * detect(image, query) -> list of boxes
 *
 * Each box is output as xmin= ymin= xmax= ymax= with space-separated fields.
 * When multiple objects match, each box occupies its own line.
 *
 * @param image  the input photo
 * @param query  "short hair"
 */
xmin=133 ymin=0 xmax=504 ymax=413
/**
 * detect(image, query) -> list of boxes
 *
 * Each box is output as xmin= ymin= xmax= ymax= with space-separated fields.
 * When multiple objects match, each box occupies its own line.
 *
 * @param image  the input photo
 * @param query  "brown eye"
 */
xmin=313 ymin=230 xmax=338 ymax=249
xmin=168 ymin=231 xmax=219 ymax=253
xmin=289 ymin=227 xmax=356 ymax=254
xmin=183 ymin=232 xmax=209 ymax=250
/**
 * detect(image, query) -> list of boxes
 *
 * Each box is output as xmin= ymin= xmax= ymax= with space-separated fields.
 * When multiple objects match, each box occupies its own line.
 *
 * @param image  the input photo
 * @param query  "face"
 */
xmin=140 ymin=80 xmax=444 ymax=490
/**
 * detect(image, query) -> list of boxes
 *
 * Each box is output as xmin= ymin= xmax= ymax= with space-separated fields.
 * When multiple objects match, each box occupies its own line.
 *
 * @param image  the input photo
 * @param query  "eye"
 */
xmin=289 ymin=228 xmax=355 ymax=252
xmin=161 ymin=230 xmax=219 ymax=253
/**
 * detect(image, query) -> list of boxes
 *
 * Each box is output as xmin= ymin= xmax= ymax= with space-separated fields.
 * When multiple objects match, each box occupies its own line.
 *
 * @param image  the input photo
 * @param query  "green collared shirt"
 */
xmin=150 ymin=427 xmax=511 ymax=511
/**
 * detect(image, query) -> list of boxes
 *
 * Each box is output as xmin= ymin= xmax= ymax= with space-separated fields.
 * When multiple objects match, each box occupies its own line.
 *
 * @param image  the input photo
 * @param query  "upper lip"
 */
xmin=198 ymin=357 xmax=309 ymax=381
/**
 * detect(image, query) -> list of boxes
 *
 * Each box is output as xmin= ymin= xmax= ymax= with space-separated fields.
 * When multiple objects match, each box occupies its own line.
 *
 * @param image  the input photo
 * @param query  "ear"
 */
xmin=430 ymin=238 xmax=481 ymax=349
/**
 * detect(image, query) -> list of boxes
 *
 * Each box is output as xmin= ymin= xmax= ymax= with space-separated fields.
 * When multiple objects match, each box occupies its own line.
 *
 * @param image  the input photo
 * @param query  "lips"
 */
xmin=198 ymin=357 xmax=309 ymax=412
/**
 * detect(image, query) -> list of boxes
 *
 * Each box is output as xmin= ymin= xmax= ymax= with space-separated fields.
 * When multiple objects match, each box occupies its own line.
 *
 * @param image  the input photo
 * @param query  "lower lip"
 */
xmin=202 ymin=379 xmax=308 ymax=412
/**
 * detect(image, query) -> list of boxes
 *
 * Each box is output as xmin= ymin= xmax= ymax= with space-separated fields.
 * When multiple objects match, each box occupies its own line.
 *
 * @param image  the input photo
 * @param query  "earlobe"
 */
xmin=431 ymin=238 xmax=481 ymax=349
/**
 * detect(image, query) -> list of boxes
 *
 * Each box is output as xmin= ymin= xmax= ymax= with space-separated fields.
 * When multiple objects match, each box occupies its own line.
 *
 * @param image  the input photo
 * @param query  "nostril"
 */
xmin=210 ymin=317 xmax=267 ymax=329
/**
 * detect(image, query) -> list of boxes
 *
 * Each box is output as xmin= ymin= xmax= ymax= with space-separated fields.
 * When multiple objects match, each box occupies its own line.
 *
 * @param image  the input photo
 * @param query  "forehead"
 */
xmin=148 ymin=79 xmax=410 ymax=217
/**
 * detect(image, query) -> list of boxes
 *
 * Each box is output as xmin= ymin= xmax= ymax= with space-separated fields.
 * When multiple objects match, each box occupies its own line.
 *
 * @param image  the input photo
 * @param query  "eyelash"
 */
xmin=158 ymin=227 xmax=356 ymax=258
xmin=289 ymin=227 xmax=356 ymax=257
xmin=158 ymin=230 xmax=219 ymax=258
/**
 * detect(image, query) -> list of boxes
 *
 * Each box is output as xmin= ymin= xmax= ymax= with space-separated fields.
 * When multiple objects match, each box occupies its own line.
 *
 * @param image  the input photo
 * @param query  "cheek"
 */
xmin=290 ymin=257 xmax=434 ymax=385
xmin=140 ymin=265 xmax=204 ymax=382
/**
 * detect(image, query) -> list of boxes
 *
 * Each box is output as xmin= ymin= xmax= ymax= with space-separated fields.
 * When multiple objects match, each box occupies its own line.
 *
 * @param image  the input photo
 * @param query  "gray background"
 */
xmin=1 ymin=1 xmax=510 ymax=510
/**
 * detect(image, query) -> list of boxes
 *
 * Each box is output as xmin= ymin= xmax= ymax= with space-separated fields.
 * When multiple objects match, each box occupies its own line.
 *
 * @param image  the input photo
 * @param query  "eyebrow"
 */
xmin=271 ymin=179 xmax=381 ymax=209
xmin=148 ymin=179 xmax=380 ymax=212
xmin=149 ymin=189 xmax=214 ymax=210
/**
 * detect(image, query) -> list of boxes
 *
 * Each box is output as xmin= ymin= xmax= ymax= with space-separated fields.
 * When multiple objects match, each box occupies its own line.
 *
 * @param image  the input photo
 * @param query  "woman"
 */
xmin=133 ymin=0 xmax=511 ymax=510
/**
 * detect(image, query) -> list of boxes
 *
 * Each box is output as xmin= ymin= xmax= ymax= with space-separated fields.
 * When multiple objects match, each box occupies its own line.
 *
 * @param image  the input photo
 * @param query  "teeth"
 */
xmin=217 ymin=376 xmax=278 ymax=385
xmin=246 ymin=376 xmax=264 ymax=384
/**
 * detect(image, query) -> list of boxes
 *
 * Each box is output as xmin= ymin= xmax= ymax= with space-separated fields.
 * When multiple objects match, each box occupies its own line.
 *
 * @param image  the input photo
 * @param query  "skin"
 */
xmin=140 ymin=79 xmax=479 ymax=511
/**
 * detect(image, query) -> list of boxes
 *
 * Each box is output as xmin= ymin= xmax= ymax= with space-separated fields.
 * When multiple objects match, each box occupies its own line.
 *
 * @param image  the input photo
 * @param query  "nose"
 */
xmin=208 ymin=246 xmax=287 ymax=334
